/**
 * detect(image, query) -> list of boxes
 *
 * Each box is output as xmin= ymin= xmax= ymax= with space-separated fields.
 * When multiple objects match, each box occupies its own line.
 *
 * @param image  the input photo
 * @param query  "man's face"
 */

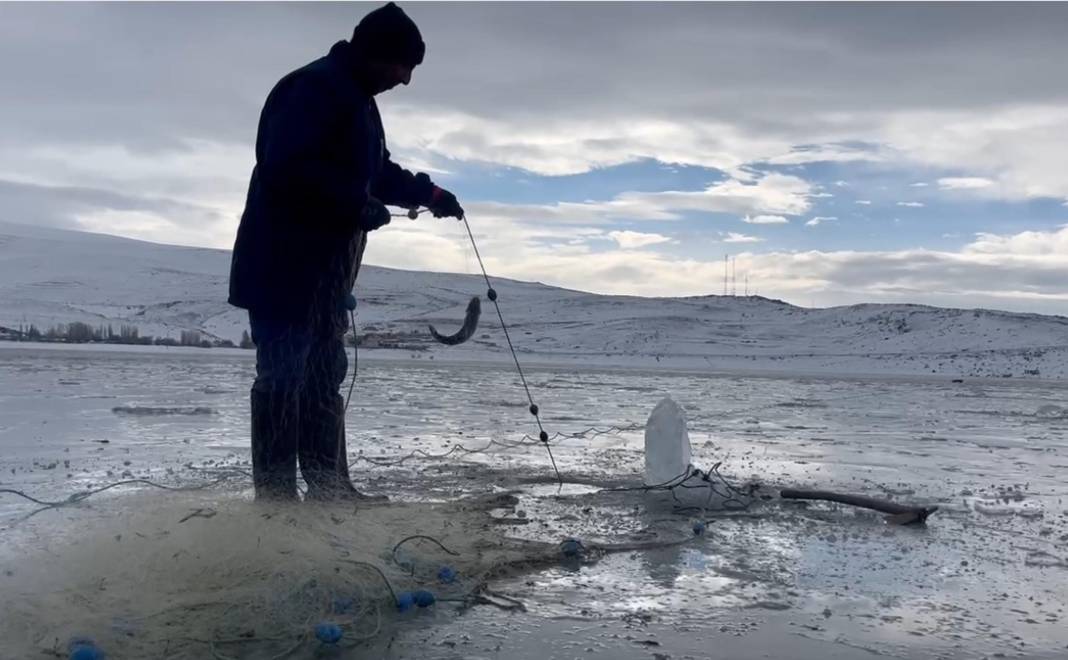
xmin=366 ymin=60 xmax=414 ymax=95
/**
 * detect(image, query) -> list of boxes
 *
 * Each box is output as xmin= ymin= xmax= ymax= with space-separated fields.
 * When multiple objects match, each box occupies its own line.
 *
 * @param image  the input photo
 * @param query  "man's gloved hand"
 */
xmin=359 ymin=197 xmax=392 ymax=231
xmin=428 ymin=186 xmax=464 ymax=219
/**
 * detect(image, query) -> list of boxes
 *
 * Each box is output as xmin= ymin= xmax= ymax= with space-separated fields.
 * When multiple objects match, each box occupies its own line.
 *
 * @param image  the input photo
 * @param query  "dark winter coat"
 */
xmin=228 ymin=39 xmax=434 ymax=325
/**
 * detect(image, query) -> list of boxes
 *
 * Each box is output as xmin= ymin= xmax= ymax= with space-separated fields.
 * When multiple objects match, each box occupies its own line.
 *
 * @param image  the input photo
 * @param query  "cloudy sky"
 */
xmin=2 ymin=2 xmax=1068 ymax=313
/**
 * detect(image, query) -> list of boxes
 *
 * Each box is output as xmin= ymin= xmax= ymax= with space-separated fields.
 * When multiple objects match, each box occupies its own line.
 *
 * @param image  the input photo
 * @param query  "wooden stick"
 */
xmin=779 ymin=488 xmax=937 ymax=524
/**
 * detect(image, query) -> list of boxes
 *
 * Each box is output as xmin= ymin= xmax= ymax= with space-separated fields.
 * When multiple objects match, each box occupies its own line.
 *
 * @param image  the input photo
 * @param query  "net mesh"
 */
xmin=0 ymin=488 xmax=544 ymax=659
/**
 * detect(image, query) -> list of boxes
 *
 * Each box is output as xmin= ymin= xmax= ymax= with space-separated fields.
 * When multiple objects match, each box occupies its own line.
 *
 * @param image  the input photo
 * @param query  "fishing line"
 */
xmin=345 ymin=209 xmax=561 ymax=483
xmin=458 ymin=213 xmax=561 ymax=484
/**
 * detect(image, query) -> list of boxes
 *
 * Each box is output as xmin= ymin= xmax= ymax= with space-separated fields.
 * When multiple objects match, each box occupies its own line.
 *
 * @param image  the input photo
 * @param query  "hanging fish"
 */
xmin=429 ymin=296 xmax=481 ymax=345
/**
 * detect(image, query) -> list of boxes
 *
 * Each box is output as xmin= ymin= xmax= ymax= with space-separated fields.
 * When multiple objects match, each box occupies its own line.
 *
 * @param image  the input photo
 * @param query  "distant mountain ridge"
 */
xmin=1 ymin=221 xmax=1066 ymax=379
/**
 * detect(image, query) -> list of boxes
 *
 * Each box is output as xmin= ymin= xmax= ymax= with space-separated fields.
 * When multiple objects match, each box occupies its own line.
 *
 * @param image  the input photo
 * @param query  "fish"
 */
xmin=429 ymin=296 xmax=481 ymax=345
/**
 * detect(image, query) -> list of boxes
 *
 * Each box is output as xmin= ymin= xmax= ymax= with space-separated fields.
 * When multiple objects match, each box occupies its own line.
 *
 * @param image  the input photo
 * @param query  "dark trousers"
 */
xmin=248 ymin=312 xmax=354 ymax=499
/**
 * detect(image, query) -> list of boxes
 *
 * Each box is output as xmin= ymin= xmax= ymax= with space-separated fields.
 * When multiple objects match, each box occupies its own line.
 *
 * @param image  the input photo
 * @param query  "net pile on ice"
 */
xmin=0 ymin=488 xmax=548 ymax=659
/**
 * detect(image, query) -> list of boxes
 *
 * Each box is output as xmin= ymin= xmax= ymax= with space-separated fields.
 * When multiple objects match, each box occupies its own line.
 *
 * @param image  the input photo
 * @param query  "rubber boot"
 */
xmin=250 ymin=388 xmax=299 ymax=501
xmin=299 ymin=387 xmax=386 ymax=502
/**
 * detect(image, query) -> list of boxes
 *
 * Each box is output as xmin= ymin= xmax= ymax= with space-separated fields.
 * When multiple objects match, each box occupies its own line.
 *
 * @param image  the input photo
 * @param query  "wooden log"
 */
xmin=779 ymin=488 xmax=937 ymax=524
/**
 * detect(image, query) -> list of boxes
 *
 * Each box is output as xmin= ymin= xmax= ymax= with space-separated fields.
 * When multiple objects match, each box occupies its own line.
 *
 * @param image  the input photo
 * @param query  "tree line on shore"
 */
xmin=0 ymin=322 xmax=421 ymax=352
xmin=0 ymin=322 xmax=256 ymax=349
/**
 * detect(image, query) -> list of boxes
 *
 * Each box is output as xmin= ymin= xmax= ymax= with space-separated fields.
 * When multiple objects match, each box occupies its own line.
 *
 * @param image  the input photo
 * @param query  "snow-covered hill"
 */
xmin=2 ymin=220 xmax=1067 ymax=378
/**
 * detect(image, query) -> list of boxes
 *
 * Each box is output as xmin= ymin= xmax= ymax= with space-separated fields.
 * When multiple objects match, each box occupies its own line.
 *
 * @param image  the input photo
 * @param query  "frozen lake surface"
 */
xmin=2 ymin=343 xmax=1067 ymax=659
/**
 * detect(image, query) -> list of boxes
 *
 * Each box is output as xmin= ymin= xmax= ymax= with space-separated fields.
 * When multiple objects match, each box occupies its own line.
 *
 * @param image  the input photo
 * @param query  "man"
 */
xmin=228 ymin=2 xmax=463 ymax=501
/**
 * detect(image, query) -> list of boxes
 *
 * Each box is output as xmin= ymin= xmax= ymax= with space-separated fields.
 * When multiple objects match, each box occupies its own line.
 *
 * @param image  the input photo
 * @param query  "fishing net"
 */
xmin=0 ymin=487 xmax=548 ymax=659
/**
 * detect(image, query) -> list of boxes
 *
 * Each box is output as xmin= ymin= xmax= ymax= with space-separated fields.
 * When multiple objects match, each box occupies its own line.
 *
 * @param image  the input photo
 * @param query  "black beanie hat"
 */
xmin=351 ymin=2 xmax=425 ymax=67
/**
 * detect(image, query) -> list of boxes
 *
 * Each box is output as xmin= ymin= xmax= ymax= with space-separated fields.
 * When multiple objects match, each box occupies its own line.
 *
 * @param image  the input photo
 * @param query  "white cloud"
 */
xmin=855 ymin=200 xmax=872 ymax=205
xmin=384 ymin=106 xmax=792 ymax=178
xmin=896 ymin=201 xmax=925 ymax=208
xmin=805 ymin=216 xmax=837 ymax=227
xmin=963 ymin=226 xmax=1068 ymax=256
xmin=362 ymin=225 xmax=473 ymax=274
xmin=383 ymin=97 xmax=1068 ymax=207
xmin=76 ymin=208 xmax=176 ymax=242
xmin=3 ymin=2 xmax=1067 ymax=243
xmin=364 ymin=219 xmax=1068 ymax=313
xmin=609 ymin=173 xmax=812 ymax=218
xmin=937 ymin=177 xmax=994 ymax=190
xmin=910 ymin=182 xmax=929 ymax=188
xmin=459 ymin=172 xmax=811 ymax=227
xmin=743 ymin=214 xmax=789 ymax=225
xmin=722 ymin=232 xmax=764 ymax=243
xmin=879 ymin=106 xmax=1068 ymax=201
xmin=765 ymin=144 xmax=883 ymax=165
xmin=607 ymin=230 xmax=673 ymax=249
xmin=384 ymin=102 xmax=1068 ymax=207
